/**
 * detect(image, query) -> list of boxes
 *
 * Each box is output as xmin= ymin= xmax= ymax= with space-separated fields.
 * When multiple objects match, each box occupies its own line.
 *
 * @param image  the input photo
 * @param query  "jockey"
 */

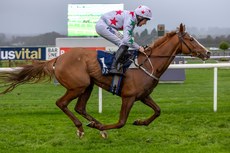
xmin=95 ymin=5 xmax=152 ymax=75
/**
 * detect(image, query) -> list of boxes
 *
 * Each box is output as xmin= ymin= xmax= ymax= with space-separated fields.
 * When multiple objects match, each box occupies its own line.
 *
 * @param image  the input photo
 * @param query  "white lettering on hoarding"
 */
xmin=0 ymin=48 xmax=42 ymax=60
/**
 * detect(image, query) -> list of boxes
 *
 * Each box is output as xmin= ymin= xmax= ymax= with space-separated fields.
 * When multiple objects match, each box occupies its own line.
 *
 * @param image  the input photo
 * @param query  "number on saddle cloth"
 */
xmin=97 ymin=50 xmax=138 ymax=75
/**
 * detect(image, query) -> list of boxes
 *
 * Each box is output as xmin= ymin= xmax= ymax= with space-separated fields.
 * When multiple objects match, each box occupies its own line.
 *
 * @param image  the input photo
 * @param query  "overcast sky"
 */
xmin=0 ymin=0 xmax=229 ymax=35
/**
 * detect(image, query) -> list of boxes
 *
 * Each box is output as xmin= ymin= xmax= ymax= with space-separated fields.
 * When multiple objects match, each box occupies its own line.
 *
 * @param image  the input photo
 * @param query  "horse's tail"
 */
xmin=0 ymin=59 xmax=56 ymax=94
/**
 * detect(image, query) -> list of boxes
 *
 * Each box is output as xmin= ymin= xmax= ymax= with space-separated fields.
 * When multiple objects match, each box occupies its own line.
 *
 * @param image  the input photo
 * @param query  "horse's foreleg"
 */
xmin=75 ymin=83 xmax=102 ymax=125
xmin=56 ymin=89 xmax=84 ymax=138
xmin=133 ymin=96 xmax=161 ymax=126
xmin=87 ymin=97 xmax=135 ymax=131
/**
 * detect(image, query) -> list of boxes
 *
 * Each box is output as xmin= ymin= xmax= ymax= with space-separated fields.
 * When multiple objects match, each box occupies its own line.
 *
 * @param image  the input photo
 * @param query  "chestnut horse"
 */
xmin=0 ymin=24 xmax=210 ymax=138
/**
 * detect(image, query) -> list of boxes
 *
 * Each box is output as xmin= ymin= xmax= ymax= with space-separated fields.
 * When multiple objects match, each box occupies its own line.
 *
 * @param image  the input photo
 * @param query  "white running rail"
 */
xmin=168 ymin=63 xmax=230 ymax=112
xmin=1 ymin=63 xmax=230 ymax=113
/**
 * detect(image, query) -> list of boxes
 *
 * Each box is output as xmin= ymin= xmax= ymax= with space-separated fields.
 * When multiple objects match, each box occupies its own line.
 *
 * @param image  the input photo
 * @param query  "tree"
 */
xmin=219 ymin=41 xmax=229 ymax=55
xmin=219 ymin=41 xmax=229 ymax=50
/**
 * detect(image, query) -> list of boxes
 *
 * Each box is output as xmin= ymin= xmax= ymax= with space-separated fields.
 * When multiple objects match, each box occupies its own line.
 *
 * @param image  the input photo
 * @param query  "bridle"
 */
xmin=140 ymin=32 xmax=198 ymax=58
xmin=177 ymin=32 xmax=201 ymax=57
xmin=131 ymin=31 xmax=202 ymax=81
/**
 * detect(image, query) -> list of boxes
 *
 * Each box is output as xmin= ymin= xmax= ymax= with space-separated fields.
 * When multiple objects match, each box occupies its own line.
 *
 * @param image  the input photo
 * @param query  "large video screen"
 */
xmin=68 ymin=4 xmax=124 ymax=37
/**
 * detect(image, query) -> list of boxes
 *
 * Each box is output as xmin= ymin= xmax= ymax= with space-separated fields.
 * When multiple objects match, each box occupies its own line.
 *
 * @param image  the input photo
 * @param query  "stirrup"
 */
xmin=109 ymin=68 xmax=123 ymax=76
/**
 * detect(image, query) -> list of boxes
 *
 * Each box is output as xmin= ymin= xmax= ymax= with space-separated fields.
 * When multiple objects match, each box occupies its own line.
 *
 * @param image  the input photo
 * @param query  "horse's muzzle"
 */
xmin=206 ymin=51 xmax=211 ymax=59
xmin=202 ymin=51 xmax=211 ymax=60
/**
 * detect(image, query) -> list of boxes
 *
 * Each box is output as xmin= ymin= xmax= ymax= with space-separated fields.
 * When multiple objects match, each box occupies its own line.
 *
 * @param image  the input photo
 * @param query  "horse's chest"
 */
xmin=143 ymin=81 xmax=158 ymax=94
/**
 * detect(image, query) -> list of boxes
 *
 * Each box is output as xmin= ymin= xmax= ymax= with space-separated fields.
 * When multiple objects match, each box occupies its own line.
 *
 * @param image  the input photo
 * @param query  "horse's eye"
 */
xmin=190 ymin=37 xmax=194 ymax=41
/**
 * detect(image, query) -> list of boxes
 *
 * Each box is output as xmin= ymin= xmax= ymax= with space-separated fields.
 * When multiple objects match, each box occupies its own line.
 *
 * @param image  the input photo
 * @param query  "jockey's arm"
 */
xmin=121 ymin=17 xmax=140 ymax=50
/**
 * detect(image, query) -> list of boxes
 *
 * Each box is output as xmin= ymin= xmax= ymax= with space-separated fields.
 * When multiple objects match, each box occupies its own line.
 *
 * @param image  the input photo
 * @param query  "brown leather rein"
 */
xmin=132 ymin=32 xmax=195 ymax=80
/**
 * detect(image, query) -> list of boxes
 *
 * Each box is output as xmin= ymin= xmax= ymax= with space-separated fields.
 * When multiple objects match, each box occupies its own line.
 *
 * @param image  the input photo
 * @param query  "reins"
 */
xmin=130 ymin=47 xmax=159 ymax=80
xmin=132 ymin=32 xmax=192 ymax=81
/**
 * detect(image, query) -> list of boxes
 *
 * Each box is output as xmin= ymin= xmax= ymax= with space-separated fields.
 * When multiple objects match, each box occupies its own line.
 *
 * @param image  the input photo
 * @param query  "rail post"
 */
xmin=99 ymin=87 xmax=103 ymax=113
xmin=213 ymin=67 xmax=218 ymax=112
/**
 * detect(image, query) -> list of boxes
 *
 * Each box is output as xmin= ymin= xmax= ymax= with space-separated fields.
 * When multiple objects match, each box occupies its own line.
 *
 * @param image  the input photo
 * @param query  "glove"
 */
xmin=142 ymin=45 xmax=149 ymax=49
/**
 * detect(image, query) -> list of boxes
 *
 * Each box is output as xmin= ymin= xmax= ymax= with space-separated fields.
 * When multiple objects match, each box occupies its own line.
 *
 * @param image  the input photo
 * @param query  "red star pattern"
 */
xmin=141 ymin=10 xmax=145 ymax=14
xmin=110 ymin=17 xmax=118 ymax=26
xmin=129 ymin=11 xmax=134 ymax=17
xmin=116 ymin=10 xmax=123 ymax=15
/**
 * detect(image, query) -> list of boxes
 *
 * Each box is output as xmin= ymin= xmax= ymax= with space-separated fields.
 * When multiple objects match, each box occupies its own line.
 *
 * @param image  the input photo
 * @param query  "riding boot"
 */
xmin=110 ymin=45 xmax=129 ymax=75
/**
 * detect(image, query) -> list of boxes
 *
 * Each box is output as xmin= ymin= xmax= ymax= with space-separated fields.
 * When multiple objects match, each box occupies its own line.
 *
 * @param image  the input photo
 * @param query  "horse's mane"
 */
xmin=149 ymin=30 xmax=177 ymax=49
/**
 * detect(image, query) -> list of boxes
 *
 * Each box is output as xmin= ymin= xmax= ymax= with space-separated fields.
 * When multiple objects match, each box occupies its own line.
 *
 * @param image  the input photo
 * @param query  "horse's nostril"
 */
xmin=207 ymin=51 xmax=211 ymax=57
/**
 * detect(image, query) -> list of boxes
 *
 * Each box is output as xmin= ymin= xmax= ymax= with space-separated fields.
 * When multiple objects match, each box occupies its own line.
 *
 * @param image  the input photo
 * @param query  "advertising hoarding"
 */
xmin=0 ymin=47 xmax=46 ymax=60
xmin=68 ymin=4 xmax=124 ymax=37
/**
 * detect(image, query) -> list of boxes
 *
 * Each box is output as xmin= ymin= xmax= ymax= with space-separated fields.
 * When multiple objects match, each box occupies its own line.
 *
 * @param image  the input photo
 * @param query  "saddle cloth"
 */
xmin=97 ymin=50 xmax=138 ymax=75
xmin=97 ymin=50 xmax=138 ymax=95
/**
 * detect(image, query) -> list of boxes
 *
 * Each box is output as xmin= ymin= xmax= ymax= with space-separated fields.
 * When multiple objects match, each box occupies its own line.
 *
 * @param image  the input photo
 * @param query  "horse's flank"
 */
xmin=54 ymin=48 xmax=114 ymax=92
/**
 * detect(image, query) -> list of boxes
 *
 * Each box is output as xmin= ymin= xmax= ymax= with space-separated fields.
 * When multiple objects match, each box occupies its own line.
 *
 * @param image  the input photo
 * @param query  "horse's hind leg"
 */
xmin=56 ymin=89 xmax=85 ymax=138
xmin=75 ymin=83 xmax=110 ymax=138
xmin=74 ymin=82 xmax=101 ymax=125
xmin=133 ymin=95 xmax=161 ymax=126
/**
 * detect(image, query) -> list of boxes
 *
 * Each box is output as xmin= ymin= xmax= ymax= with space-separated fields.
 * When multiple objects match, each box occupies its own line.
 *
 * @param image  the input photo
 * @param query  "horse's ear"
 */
xmin=179 ymin=23 xmax=186 ymax=33
xmin=179 ymin=23 xmax=183 ymax=32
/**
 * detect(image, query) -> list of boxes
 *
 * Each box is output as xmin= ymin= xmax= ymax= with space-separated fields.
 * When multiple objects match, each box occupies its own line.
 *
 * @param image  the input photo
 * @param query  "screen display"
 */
xmin=68 ymin=4 xmax=124 ymax=37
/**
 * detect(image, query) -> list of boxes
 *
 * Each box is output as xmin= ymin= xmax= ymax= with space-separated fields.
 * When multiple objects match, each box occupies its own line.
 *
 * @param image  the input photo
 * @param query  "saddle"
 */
xmin=97 ymin=50 xmax=138 ymax=75
xmin=97 ymin=50 xmax=138 ymax=95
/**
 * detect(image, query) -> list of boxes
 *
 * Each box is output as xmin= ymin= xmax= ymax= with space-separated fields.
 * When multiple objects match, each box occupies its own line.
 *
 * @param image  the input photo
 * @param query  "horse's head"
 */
xmin=177 ymin=23 xmax=211 ymax=60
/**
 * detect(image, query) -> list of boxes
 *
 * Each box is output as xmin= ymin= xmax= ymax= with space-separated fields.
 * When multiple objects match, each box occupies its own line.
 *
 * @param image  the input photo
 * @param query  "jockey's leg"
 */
xmin=95 ymin=19 xmax=122 ymax=46
xmin=96 ymin=19 xmax=130 ymax=75
xmin=109 ymin=45 xmax=129 ymax=75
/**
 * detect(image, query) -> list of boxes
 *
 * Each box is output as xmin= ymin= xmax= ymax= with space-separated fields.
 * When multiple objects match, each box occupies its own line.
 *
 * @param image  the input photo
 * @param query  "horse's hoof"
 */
xmin=76 ymin=130 xmax=84 ymax=139
xmin=100 ymin=131 xmax=108 ymax=139
xmin=133 ymin=120 xmax=148 ymax=126
xmin=86 ymin=121 xmax=95 ymax=128
xmin=133 ymin=120 xmax=140 ymax=125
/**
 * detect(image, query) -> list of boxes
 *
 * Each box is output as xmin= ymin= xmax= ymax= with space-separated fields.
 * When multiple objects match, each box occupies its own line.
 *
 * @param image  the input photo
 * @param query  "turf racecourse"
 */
xmin=0 ymin=69 xmax=229 ymax=153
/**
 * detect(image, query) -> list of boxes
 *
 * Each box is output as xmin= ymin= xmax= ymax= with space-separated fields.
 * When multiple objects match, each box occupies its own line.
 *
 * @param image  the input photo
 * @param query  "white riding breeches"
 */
xmin=96 ymin=18 xmax=124 ymax=47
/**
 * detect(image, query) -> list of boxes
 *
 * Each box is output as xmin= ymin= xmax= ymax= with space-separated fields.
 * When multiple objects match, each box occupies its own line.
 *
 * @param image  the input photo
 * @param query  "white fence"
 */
xmin=168 ymin=63 xmax=230 ymax=112
xmin=99 ymin=63 xmax=230 ymax=113
xmin=0 ymin=67 xmax=22 ymax=72
xmin=1 ymin=63 xmax=230 ymax=112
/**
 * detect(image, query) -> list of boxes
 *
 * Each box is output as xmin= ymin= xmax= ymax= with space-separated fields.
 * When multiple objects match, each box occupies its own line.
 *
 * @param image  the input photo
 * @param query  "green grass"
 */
xmin=0 ymin=69 xmax=229 ymax=153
